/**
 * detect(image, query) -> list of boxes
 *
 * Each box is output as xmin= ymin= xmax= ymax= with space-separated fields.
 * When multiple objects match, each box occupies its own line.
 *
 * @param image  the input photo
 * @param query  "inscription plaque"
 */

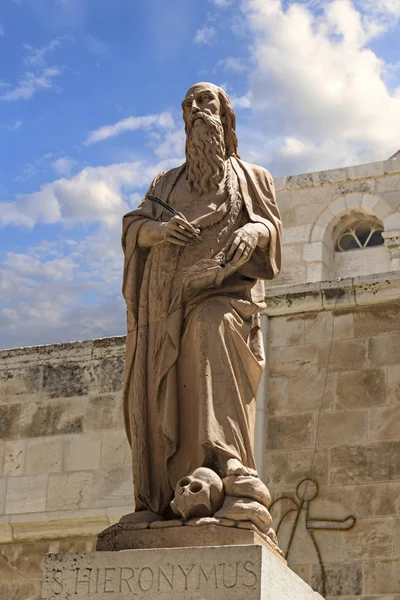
xmin=42 ymin=545 xmax=322 ymax=600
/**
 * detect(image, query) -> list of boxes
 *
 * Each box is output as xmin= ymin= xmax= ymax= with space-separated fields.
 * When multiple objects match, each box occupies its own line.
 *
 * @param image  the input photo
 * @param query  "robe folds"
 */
xmin=122 ymin=157 xmax=282 ymax=514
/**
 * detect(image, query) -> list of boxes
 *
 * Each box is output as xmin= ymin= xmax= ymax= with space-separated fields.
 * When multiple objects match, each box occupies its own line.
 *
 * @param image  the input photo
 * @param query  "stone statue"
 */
xmin=121 ymin=82 xmax=282 ymax=532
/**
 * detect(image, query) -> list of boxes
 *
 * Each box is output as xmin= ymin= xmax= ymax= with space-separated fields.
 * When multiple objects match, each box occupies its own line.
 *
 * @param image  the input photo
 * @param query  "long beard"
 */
xmin=185 ymin=113 xmax=226 ymax=196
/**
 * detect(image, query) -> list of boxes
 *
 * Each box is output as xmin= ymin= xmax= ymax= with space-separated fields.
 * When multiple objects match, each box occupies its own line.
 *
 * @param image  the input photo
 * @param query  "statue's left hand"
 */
xmin=225 ymin=223 xmax=269 ymax=269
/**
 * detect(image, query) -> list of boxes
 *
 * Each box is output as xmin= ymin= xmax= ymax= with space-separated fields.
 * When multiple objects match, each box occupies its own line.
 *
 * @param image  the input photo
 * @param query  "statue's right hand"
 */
xmin=163 ymin=215 xmax=200 ymax=246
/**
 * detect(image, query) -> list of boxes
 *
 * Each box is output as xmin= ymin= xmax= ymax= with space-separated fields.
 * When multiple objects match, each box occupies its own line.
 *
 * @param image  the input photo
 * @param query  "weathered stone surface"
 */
xmin=270 ymin=344 xmax=317 ymax=378
xmin=47 ymin=471 xmax=93 ymax=511
xmin=344 ymin=517 xmax=393 ymax=560
xmin=91 ymin=466 xmax=133 ymax=508
xmin=43 ymin=363 xmax=90 ymax=398
xmin=330 ymin=442 xmax=400 ymax=485
xmin=355 ymin=483 xmax=400 ymax=517
xmin=303 ymin=312 xmax=332 ymax=343
xmin=0 ymin=403 xmax=21 ymax=440
xmin=368 ymin=406 xmax=400 ymax=441
xmin=269 ymin=316 xmax=304 ymax=347
xmin=19 ymin=398 xmax=84 ymax=438
xmin=364 ymin=559 xmax=400 ymax=595
xmin=25 ymin=437 xmax=63 ymax=475
xmin=316 ymin=409 xmax=366 ymax=446
xmin=268 ymin=372 xmax=334 ymax=415
xmin=267 ymin=413 xmax=314 ymax=450
xmin=335 ymin=368 xmax=386 ymax=408
xmin=266 ymin=449 xmax=329 ymax=486
xmin=2 ymin=440 xmax=26 ymax=476
xmin=84 ymin=393 xmax=121 ymax=431
xmin=369 ymin=335 xmax=400 ymax=366
xmin=94 ymin=357 xmax=124 ymax=393
xmin=100 ymin=431 xmax=131 ymax=468
xmin=311 ymin=561 xmax=362 ymax=596
xmin=318 ymin=339 xmax=367 ymax=371
xmin=6 ymin=474 xmax=48 ymax=514
xmin=63 ymin=433 xmax=102 ymax=472
xmin=332 ymin=311 xmax=354 ymax=340
xmin=354 ymin=303 xmax=400 ymax=337
xmin=387 ymin=365 xmax=400 ymax=404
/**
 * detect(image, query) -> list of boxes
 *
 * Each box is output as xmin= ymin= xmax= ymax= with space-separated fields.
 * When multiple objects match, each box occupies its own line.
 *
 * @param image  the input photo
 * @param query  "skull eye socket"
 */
xmin=178 ymin=477 xmax=191 ymax=487
xmin=189 ymin=481 xmax=203 ymax=493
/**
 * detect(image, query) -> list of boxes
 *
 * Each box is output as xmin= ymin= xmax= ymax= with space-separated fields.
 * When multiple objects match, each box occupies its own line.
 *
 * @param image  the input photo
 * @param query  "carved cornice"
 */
xmin=263 ymin=271 xmax=400 ymax=317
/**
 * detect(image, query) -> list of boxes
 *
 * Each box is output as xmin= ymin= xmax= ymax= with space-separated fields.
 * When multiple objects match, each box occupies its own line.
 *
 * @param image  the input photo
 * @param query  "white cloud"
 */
xmin=51 ymin=156 xmax=75 ymax=176
xmin=209 ymin=0 xmax=232 ymax=6
xmin=84 ymin=112 xmax=175 ymax=145
xmin=216 ymin=57 xmax=247 ymax=72
xmin=8 ymin=119 xmax=22 ymax=131
xmin=1 ymin=39 xmax=62 ymax=101
xmin=237 ymin=0 xmax=400 ymax=173
xmin=0 ymin=158 xmax=181 ymax=229
xmin=194 ymin=25 xmax=216 ymax=45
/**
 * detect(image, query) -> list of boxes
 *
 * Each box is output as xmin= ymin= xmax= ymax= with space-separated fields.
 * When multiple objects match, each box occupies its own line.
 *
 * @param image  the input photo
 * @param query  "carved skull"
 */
xmin=170 ymin=467 xmax=224 ymax=521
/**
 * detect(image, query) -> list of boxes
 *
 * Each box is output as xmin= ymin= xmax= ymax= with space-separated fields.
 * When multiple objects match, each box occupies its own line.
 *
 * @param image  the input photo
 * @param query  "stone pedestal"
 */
xmin=41 ymin=544 xmax=323 ymax=600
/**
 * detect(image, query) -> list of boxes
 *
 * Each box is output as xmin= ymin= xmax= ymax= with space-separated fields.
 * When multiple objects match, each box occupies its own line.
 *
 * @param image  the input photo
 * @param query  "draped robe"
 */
xmin=122 ymin=157 xmax=282 ymax=514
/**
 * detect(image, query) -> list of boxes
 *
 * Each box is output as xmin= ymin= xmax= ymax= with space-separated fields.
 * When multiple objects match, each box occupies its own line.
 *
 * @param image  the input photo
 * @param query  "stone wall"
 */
xmin=0 ymin=337 xmax=129 ymax=600
xmin=264 ymin=273 xmax=400 ymax=600
xmin=273 ymin=155 xmax=400 ymax=286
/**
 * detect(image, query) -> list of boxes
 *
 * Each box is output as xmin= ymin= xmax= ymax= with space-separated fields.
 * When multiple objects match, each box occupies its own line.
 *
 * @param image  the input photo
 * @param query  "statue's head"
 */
xmin=182 ymin=82 xmax=239 ymax=158
xmin=181 ymin=82 xmax=239 ymax=195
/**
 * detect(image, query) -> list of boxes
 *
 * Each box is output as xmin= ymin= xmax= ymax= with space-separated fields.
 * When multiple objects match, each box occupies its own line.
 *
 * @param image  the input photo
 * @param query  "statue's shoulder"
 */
xmin=236 ymin=159 xmax=275 ymax=188
xmin=150 ymin=164 xmax=185 ymax=190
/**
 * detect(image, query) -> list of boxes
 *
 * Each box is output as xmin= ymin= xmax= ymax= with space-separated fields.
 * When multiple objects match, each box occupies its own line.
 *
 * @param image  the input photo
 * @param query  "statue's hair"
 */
xmin=217 ymin=87 xmax=240 ymax=159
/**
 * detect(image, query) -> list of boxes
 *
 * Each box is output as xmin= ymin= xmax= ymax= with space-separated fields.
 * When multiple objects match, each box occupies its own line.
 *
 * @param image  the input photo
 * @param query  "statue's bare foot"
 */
xmin=225 ymin=458 xmax=258 ymax=478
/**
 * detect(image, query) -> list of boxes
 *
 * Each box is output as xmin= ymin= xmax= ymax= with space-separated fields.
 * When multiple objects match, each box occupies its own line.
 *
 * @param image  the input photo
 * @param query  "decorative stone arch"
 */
xmin=303 ymin=193 xmax=392 ymax=282
xmin=310 ymin=193 xmax=391 ymax=244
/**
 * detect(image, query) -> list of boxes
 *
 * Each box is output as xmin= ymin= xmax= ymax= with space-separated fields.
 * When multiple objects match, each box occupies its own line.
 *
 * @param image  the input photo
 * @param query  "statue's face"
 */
xmin=182 ymin=83 xmax=221 ymax=126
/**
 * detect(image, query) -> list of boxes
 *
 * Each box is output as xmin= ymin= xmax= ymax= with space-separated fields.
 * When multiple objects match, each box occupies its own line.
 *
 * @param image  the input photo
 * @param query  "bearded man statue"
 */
xmin=121 ymin=82 xmax=282 ymax=519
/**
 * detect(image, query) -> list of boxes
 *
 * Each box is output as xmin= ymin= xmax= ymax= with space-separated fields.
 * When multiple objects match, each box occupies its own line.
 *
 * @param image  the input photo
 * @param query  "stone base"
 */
xmin=42 ymin=544 xmax=324 ymax=600
xmin=96 ymin=520 xmax=284 ymax=563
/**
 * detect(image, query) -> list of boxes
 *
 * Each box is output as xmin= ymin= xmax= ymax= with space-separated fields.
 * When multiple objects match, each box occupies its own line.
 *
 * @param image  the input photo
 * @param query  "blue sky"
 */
xmin=1 ymin=0 xmax=400 ymax=349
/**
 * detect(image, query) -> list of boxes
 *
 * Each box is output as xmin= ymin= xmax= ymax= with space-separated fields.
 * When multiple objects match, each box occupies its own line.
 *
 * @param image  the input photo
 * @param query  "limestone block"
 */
xmin=347 ymin=161 xmax=383 ymax=179
xmin=290 ymin=564 xmax=311 ymax=586
xmin=94 ymin=356 xmax=124 ymax=393
xmin=269 ymin=316 xmax=304 ymax=348
xmin=42 ymin=362 xmax=91 ymax=398
xmin=344 ymin=517 xmax=394 ymax=560
xmin=311 ymin=561 xmax=362 ymax=597
xmin=306 ymin=262 xmax=329 ymax=283
xmin=354 ymin=303 xmax=400 ymax=337
xmin=42 ymin=545 xmax=322 ymax=600
xmin=282 ymin=225 xmax=312 ymax=244
xmin=335 ymin=178 xmax=375 ymax=196
xmin=91 ymin=466 xmax=133 ymax=508
xmin=25 ymin=437 xmax=63 ymax=475
xmin=369 ymin=335 xmax=400 ymax=366
xmin=332 ymin=311 xmax=354 ymax=340
xmin=266 ymin=449 xmax=328 ymax=486
xmin=396 ymin=518 xmax=400 ymax=558
xmin=84 ymin=393 xmax=121 ymax=431
xmin=361 ymin=193 xmax=379 ymax=211
xmin=267 ymin=413 xmax=314 ymax=450
xmin=329 ymin=197 xmax=347 ymax=216
xmin=379 ymin=191 xmax=400 ymax=212
xmin=100 ymin=431 xmax=131 ymax=468
xmin=364 ymin=559 xmax=400 ymax=595
xmin=271 ymin=262 xmax=307 ymax=286
xmin=0 ymin=403 xmax=21 ymax=440
xmin=0 ymin=478 xmax=6 ymax=514
xmin=286 ymin=172 xmax=314 ymax=188
xmin=355 ymin=483 xmax=400 ymax=517
xmin=376 ymin=173 xmax=400 ymax=193
xmin=0 ymin=515 xmax=12 ymax=543
xmin=385 ymin=212 xmax=400 ymax=230
xmin=19 ymin=398 xmax=85 ymax=438
xmin=270 ymin=344 xmax=317 ymax=378
xmin=387 ymin=365 xmax=400 ymax=404
xmin=308 ymin=485 xmax=355 ymax=520
xmin=330 ymin=442 xmax=400 ymax=485
xmin=2 ymin=439 xmax=26 ymax=476
xmin=316 ymin=409 xmax=366 ymax=446
xmin=63 ymin=432 xmax=102 ymax=471
xmin=368 ymin=406 xmax=400 ymax=441
xmin=274 ymin=176 xmax=286 ymax=190
xmin=47 ymin=471 xmax=93 ymax=511
xmin=0 ymin=441 xmax=3 ymax=476
xmin=344 ymin=192 xmax=363 ymax=209
xmin=335 ymin=368 xmax=386 ymax=409
xmin=0 ymin=363 xmax=42 ymax=402
xmin=334 ymin=246 xmax=390 ymax=280
xmin=268 ymin=371 xmax=334 ymax=415
xmin=304 ymin=312 xmax=332 ymax=343
xmin=6 ymin=474 xmax=48 ymax=514
xmin=318 ymin=338 xmax=367 ymax=371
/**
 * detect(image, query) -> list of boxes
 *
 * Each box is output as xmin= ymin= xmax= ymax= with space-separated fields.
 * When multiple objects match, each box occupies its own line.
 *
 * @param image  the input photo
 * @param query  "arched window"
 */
xmin=335 ymin=218 xmax=384 ymax=252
